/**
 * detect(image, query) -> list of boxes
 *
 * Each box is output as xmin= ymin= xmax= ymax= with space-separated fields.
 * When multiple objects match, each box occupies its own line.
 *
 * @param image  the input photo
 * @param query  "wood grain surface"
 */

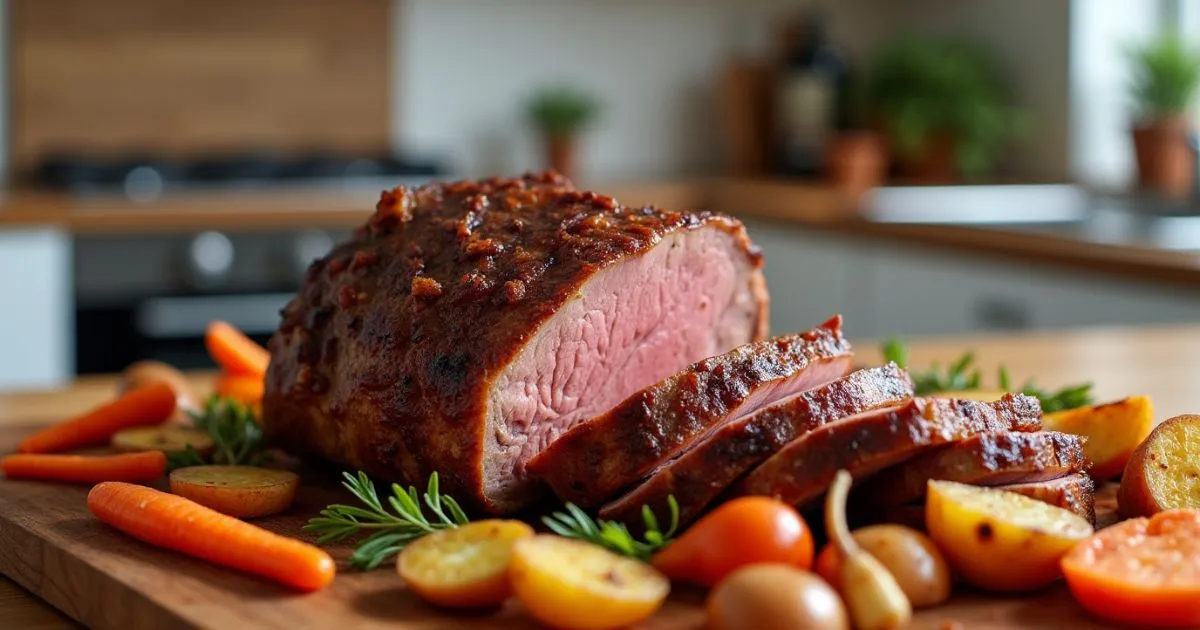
xmin=3 ymin=324 xmax=1200 ymax=629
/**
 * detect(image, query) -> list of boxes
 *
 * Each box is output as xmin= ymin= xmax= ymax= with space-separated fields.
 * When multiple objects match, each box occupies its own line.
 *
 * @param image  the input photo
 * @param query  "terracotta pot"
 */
xmin=825 ymin=131 xmax=886 ymax=201
xmin=895 ymin=134 xmax=957 ymax=184
xmin=1132 ymin=115 xmax=1195 ymax=198
xmin=544 ymin=134 xmax=577 ymax=181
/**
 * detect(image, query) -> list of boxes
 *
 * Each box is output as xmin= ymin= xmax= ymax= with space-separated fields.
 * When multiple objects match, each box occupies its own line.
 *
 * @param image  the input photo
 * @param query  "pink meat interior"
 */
xmin=482 ymin=226 xmax=763 ymax=505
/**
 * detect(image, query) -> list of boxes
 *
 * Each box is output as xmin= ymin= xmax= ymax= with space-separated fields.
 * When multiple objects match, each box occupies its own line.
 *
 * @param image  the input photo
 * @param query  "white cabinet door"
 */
xmin=0 ymin=228 xmax=72 ymax=390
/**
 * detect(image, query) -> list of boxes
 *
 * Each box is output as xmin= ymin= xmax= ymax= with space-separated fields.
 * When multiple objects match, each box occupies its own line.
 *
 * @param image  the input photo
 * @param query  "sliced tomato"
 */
xmin=1061 ymin=509 xmax=1200 ymax=627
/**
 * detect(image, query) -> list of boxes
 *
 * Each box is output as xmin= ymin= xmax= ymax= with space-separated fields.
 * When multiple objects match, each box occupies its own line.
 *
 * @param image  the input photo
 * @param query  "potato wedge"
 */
xmin=1042 ymin=396 xmax=1154 ymax=479
xmin=398 ymin=520 xmax=534 ymax=608
xmin=925 ymin=480 xmax=1093 ymax=592
xmin=168 ymin=465 xmax=299 ymax=518
xmin=510 ymin=535 xmax=669 ymax=630
xmin=1118 ymin=414 xmax=1200 ymax=518
xmin=111 ymin=426 xmax=215 ymax=455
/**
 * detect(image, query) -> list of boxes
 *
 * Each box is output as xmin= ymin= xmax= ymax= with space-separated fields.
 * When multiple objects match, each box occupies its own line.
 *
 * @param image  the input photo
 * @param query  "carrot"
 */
xmin=88 ymin=482 xmax=335 ymax=592
xmin=205 ymin=321 xmax=270 ymax=378
xmin=214 ymin=373 xmax=265 ymax=407
xmin=18 ymin=382 xmax=177 ymax=454
xmin=2 ymin=451 xmax=166 ymax=483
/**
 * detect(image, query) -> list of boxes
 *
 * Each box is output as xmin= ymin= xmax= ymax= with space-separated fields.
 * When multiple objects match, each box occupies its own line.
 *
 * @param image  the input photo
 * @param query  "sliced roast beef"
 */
xmin=1000 ymin=473 xmax=1097 ymax=524
xmin=731 ymin=394 xmax=1043 ymax=508
xmin=855 ymin=431 xmax=1086 ymax=507
xmin=599 ymin=363 xmax=913 ymax=526
xmin=528 ymin=317 xmax=854 ymax=507
xmin=876 ymin=474 xmax=1097 ymax=529
xmin=262 ymin=173 xmax=769 ymax=514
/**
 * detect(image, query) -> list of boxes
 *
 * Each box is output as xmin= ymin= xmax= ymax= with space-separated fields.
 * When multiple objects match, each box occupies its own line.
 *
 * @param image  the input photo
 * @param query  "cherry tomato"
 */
xmin=1062 ymin=509 xmax=1200 ymax=628
xmin=651 ymin=496 xmax=813 ymax=587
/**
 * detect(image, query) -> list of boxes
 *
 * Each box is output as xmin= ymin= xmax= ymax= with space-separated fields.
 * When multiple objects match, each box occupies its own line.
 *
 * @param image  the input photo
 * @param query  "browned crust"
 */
xmin=599 ymin=363 xmax=914 ymax=527
xmin=1002 ymin=473 xmax=1097 ymax=525
xmin=855 ymin=431 xmax=1087 ymax=507
xmin=731 ymin=394 xmax=1043 ymax=509
xmin=527 ymin=317 xmax=855 ymax=507
xmin=261 ymin=172 xmax=767 ymax=514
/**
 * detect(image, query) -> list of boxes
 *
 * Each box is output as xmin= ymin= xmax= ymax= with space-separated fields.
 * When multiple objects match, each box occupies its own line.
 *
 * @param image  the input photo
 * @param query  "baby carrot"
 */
xmin=18 ymin=382 xmax=177 ymax=454
xmin=2 ymin=451 xmax=166 ymax=484
xmin=213 ymin=373 xmax=265 ymax=408
xmin=88 ymin=482 xmax=335 ymax=592
xmin=205 ymin=321 xmax=270 ymax=378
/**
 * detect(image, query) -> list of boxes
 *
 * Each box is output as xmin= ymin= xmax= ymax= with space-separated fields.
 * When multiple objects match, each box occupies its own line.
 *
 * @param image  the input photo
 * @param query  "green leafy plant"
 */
xmin=525 ymin=86 xmax=601 ymax=138
xmin=305 ymin=471 xmax=469 ymax=570
xmin=1127 ymin=34 xmax=1200 ymax=120
xmin=883 ymin=339 xmax=1094 ymax=412
xmin=543 ymin=497 xmax=680 ymax=562
xmin=867 ymin=36 xmax=1023 ymax=178
xmin=167 ymin=396 xmax=268 ymax=470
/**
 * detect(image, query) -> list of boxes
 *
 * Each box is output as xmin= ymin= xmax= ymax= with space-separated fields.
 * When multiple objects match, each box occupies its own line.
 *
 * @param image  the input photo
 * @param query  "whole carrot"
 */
xmin=205 ymin=321 xmax=270 ymax=378
xmin=2 ymin=451 xmax=166 ymax=483
xmin=19 ymin=382 xmax=177 ymax=454
xmin=88 ymin=482 xmax=335 ymax=592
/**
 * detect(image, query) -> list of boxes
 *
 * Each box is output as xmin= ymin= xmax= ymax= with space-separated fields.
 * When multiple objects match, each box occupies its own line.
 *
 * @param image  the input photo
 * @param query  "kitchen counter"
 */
xmin=4 ymin=323 xmax=1200 ymax=627
xmin=3 ymin=178 xmax=1200 ymax=287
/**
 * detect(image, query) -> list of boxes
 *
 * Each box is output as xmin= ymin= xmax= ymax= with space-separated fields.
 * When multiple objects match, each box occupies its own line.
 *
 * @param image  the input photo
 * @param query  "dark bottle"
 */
xmin=775 ymin=14 xmax=848 ymax=178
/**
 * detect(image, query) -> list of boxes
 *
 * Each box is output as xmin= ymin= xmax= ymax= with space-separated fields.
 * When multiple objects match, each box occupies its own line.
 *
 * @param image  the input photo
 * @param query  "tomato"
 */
xmin=1062 ymin=509 xmax=1200 ymax=627
xmin=651 ymin=496 xmax=813 ymax=587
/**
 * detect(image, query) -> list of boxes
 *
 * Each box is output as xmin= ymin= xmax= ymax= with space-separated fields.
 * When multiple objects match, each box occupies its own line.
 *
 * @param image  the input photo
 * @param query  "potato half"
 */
xmin=926 ymin=480 xmax=1093 ymax=592
xmin=1119 ymin=414 xmax=1200 ymax=518
xmin=398 ymin=519 xmax=534 ymax=609
xmin=168 ymin=465 xmax=299 ymax=518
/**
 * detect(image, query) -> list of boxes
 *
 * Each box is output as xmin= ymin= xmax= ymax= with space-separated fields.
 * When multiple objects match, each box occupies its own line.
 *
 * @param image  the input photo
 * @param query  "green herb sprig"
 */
xmin=542 ymin=497 xmax=680 ymax=562
xmin=883 ymin=339 xmax=1095 ymax=412
xmin=304 ymin=471 xmax=469 ymax=570
xmin=166 ymin=395 xmax=268 ymax=470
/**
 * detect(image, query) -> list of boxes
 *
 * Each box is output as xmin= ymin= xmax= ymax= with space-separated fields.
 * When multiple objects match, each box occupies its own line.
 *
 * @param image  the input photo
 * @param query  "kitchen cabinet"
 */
xmin=741 ymin=218 xmax=1200 ymax=339
xmin=0 ymin=228 xmax=72 ymax=390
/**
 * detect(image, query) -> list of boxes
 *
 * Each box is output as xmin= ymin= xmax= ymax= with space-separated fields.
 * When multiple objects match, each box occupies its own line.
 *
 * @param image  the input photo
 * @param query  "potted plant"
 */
xmin=866 ymin=37 xmax=1023 ymax=182
xmin=525 ymin=86 xmax=600 ymax=181
xmin=1127 ymin=35 xmax=1200 ymax=198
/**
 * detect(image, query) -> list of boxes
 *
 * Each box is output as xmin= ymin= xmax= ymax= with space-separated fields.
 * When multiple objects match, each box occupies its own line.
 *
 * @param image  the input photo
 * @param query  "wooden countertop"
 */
xmin=2 ymin=178 xmax=1200 ymax=287
xmin=4 ymin=323 xmax=1200 ymax=628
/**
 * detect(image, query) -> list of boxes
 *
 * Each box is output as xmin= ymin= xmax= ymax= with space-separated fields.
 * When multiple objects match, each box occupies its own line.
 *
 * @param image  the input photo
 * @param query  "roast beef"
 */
xmin=528 ymin=317 xmax=854 ymax=507
xmin=1000 ymin=473 xmax=1097 ymax=524
xmin=855 ymin=431 xmax=1086 ymax=507
xmin=731 ymin=394 xmax=1042 ymax=508
xmin=262 ymin=173 xmax=769 ymax=513
xmin=599 ymin=363 xmax=913 ymax=526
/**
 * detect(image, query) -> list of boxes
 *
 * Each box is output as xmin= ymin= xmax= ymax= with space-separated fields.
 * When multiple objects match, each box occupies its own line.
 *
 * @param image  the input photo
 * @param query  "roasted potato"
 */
xmin=1118 ymin=414 xmax=1200 ymax=518
xmin=398 ymin=520 xmax=534 ymax=608
xmin=1042 ymin=396 xmax=1154 ymax=479
xmin=925 ymin=480 xmax=1093 ymax=592
xmin=815 ymin=524 xmax=951 ymax=608
xmin=111 ymin=426 xmax=214 ymax=455
xmin=510 ymin=535 xmax=669 ymax=630
xmin=168 ymin=465 xmax=299 ymax=518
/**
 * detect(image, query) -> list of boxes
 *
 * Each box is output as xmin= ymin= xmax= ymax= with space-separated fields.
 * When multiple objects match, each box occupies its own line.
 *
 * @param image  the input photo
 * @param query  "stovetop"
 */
xmin=34 ymin=150 xmax=448 ymax=202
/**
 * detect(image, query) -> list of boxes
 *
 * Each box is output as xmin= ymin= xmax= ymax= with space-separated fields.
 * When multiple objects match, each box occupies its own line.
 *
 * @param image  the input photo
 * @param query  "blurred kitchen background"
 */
xmin=2 ymin=0 xmax=1200 ymax=390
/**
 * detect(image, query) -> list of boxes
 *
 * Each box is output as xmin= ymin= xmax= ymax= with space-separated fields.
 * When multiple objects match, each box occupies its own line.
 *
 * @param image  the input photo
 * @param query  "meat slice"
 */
xmin=599 ymin=363 xmax=913 ymax=527
xmin=1001 ymin=474 xmax=1097 ymax=524
xmin=262 ymin=173 xmax=769 ymax=514
xmin=732 ymin=394 xmax=1043 ymax=509
xmin=528 ymin=317 xmax=854 ymax=507
xmin=854 ymin=431 xmax=1087 ymax=507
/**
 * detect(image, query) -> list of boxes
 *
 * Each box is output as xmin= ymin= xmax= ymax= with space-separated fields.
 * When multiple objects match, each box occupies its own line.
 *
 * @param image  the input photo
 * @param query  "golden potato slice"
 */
xmin=1043 ymin=396 xmax=1154 ymax=479
xmin=1119 ymin=414 xmax=1200 ymax=518
xmin=398 ymin=520 xmax=534 ymax=608
xmin=510 ymin=535 xmax=669 ymax=630
xmin=169 ymin=465 xmax=299 ymax=518
xmin=925 ymin=480 xmax=1093 ymax=593
xmin=111 ymin=426 xmax=215 ymax=455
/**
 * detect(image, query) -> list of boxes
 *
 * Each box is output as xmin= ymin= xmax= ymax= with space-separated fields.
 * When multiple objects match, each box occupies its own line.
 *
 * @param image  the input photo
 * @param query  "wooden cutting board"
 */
xmin=0 ymin=423 xmax=1122 ymax=630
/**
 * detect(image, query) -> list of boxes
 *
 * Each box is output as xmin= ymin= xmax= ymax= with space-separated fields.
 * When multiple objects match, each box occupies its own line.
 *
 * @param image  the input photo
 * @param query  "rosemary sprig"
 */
xmin=304 ymin=471 xmax=469 ymax=570
xmin=166 ymin=395 xmax=268 ymax=471
xmin=883 ymin=339 xmax=1094 ymax=412
xmin=542 ymin=496 xmax=680 ymax=562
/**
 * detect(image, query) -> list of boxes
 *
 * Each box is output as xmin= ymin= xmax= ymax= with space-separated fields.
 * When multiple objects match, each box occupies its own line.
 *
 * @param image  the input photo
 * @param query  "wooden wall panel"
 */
xmin=11 ymin=0 xmax=391 ymax=172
